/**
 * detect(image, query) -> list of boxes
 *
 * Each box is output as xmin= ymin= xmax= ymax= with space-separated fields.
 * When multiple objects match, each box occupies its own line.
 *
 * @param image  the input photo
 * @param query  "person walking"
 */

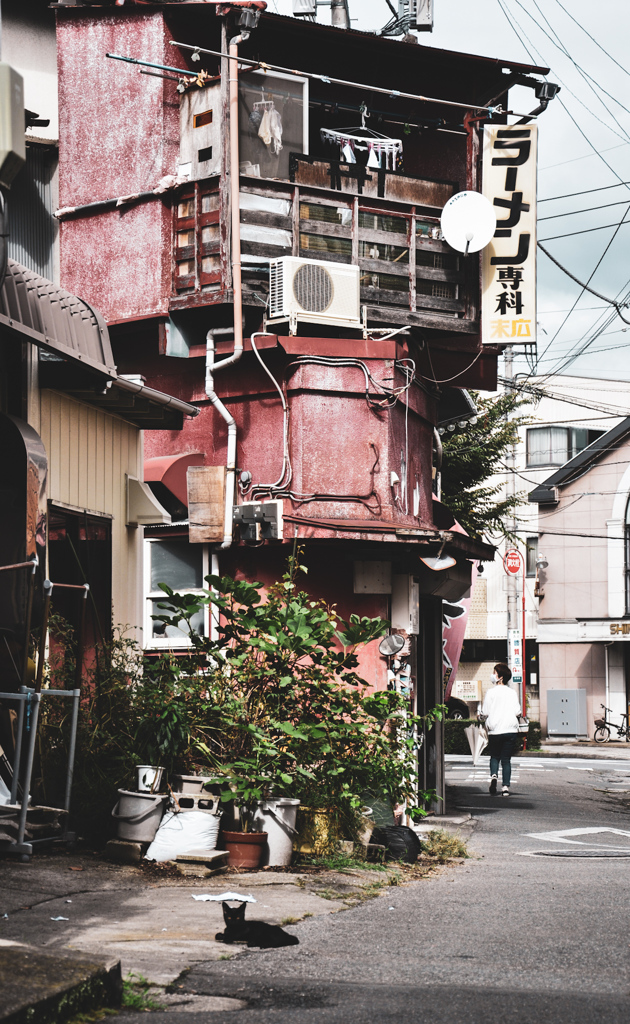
xmin=481 ymin=663 xmax=521 ymax=796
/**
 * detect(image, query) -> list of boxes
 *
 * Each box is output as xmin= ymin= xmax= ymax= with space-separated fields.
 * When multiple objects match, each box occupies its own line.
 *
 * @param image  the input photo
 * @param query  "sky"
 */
xmin=269 ymin=0 xmax=630 ymax=385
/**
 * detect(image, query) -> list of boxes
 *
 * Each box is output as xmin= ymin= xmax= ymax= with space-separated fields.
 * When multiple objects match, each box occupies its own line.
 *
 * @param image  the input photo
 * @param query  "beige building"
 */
xmin=0 ymin=259 xmax=197 ymax=673
xmin=529 ymin=416 xmax=630 ymax=737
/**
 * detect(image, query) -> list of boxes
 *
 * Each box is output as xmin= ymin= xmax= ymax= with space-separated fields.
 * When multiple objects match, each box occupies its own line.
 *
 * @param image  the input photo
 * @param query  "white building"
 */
xmin=458 ymin=375 xmax=627 ymax=725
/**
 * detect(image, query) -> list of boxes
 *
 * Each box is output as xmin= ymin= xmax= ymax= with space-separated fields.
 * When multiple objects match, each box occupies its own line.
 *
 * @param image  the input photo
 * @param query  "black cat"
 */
xmin=215 ymin=901 xmax=299 ymax=948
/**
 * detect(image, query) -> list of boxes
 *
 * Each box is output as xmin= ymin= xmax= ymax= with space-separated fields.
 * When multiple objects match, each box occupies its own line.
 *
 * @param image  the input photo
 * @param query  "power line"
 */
xmin=540 ymin=182 xmax=630 ymax=203
xmin=539 ymin=199 xmax=630 ymax=221
xmin=551 ymin=0 xmax=630 ymax=83
xmin=540 ymin=219 xmax=630 ymax=242
xmin=541 ymin=142 xmax=629 ymax=171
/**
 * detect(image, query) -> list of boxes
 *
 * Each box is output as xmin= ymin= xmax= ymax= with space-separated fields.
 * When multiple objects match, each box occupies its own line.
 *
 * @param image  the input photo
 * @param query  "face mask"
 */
xmin=491 ymin=674 xmax=498 ymax=683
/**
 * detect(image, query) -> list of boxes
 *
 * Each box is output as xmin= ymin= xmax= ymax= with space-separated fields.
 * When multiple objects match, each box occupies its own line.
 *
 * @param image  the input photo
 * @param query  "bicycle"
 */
xmin=594 ymin=704 xmax=630 ymax=743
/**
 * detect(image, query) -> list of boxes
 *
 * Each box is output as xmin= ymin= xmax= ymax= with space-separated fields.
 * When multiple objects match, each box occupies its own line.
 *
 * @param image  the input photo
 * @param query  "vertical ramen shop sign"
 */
xmin=481 ymin=124 xmax=537 ymax=345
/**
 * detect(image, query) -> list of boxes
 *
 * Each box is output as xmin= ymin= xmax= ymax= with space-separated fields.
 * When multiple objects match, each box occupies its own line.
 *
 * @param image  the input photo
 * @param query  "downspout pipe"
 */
xmin=204 ymin=25 xmax=250 ymax=549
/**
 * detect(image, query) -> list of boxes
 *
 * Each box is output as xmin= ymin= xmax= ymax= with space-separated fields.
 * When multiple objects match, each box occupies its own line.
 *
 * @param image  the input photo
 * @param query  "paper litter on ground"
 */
xmin=192 ymin=892 xmax=257 ymax=903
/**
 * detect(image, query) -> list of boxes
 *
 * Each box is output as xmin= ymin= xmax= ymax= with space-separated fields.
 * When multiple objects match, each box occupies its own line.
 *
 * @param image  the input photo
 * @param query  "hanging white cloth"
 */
xmin=269 ymin=107 xmax=283 ymax=155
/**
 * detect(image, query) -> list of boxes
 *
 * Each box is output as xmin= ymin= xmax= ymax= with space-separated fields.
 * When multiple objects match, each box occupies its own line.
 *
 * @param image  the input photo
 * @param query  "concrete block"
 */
xmin=175 ymin=849 xmax=229 ymax=864
xmin=105 ymin=839 xmax=143 ymax=865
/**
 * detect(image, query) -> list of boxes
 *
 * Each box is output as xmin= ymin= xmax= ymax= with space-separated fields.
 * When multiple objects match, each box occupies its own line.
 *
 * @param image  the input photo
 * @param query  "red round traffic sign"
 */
xmin=503 ymin=549 xmax=523 ymax=576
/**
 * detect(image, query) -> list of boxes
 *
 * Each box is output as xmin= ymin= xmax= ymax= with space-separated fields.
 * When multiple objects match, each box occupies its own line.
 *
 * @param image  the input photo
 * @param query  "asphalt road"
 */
xmin=115 ymin=754 xmax=630 ymax=1023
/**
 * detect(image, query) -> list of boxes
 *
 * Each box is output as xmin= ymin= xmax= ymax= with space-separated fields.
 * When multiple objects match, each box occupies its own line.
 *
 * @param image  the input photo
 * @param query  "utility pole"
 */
xmin=331 ymin=0 xmax=350 ymax=29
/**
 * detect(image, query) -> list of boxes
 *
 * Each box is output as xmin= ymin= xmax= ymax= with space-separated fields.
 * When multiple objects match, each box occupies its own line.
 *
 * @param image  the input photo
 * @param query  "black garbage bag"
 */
xmin=370 ymin=825 xmax=423 ymax=863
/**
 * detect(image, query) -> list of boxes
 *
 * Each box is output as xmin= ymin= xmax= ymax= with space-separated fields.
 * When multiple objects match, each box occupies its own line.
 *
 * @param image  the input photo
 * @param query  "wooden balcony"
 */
xmin=170 ymin=170 xmax=479 ymax=335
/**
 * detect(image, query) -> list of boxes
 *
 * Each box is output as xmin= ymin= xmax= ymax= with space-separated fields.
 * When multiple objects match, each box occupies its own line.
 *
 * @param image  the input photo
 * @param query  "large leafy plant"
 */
xmin=155 ymin=554 xmax=445 ymax=830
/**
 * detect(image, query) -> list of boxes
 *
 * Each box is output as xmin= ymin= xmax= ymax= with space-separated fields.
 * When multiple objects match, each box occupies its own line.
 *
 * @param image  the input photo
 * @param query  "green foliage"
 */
xmin=154 ymin=553 xmax=446 ymax=829
xmin=441 ymin=390 xmax=531 ymax=541
xmin=121 ymin=974 xmax=164 ymax=1012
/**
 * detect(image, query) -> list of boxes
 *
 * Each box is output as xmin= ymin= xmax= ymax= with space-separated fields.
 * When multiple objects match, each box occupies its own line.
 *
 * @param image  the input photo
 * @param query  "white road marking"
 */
xmin=524 ymin=826 xmax=630 ymax=847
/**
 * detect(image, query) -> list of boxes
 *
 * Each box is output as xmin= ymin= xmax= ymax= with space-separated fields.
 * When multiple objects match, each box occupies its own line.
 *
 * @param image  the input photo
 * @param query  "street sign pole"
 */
xmin=504 ymin=549 xmax=525 ymax=713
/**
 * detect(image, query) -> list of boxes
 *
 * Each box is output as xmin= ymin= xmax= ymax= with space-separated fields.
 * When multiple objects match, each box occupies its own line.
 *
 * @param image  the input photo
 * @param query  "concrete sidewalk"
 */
xmin=0 ymin=846 xmax=457 ymax=992
xmin=0 ymin=939 xmax=121 ymax=1024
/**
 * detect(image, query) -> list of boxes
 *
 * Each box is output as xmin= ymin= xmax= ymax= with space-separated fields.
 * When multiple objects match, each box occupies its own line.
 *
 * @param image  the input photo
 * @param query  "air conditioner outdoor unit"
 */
xmin=268 ymin=256 xmax=362 ymax=331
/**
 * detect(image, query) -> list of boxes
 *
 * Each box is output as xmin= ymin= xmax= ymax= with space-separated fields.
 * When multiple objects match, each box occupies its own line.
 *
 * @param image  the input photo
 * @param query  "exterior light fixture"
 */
xmin=536 ymin=554 xmax=548 ymax=570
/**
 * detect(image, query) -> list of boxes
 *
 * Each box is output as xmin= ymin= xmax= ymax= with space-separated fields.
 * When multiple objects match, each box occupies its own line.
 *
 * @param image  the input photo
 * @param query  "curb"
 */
xmin=0 ymin=941 xmax=121 ymax=1024
xmin=519 ymin=748 xmax=630 ymax=761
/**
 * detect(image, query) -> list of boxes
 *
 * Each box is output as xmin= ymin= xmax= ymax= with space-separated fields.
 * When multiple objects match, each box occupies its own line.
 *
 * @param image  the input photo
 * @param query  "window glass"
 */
xmin=151 ymin=600 xmax=205 ymax=640
xmin=526 ymin=427 xmax=569 ymax=466
xmin=239 ymin=71 xmax=307 ymax=181
xmin=526 ymin=536 xmax=538 ymax=577
xmin=359 ymin=212 xmax=406 ymax=235
xmin=150 ymin=541 xmax=203 ymax=592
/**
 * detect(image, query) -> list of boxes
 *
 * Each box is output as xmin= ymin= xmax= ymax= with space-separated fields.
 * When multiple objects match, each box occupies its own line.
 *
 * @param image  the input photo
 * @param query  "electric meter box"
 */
xmin=0 ymin=63 xmax=25 ymax=190
xmin=547 ymin=689 xmax=587 ymax=736
xmin=391 ymin=574 xmax=420 ymax=635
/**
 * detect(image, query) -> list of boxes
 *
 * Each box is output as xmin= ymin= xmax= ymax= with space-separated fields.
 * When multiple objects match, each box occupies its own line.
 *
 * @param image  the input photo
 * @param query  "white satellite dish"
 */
xmin=440 ymin=191 xmax=497 ymax=256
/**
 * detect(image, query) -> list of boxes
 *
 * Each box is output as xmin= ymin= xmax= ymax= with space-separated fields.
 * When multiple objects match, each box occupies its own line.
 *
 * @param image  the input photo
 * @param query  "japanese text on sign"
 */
xmin=481 ymin=125 xmax=537 ymax=345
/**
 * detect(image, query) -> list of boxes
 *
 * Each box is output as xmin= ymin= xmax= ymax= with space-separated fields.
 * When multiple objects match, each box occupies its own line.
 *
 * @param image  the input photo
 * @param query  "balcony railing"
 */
xmin=171 ymin=173 xmax=479 ymax=333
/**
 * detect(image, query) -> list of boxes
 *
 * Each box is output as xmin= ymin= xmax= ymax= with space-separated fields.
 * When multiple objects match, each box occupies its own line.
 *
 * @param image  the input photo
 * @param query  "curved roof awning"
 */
xmin=1 ymin=260 xmax=199 ymax=429
xmin=144 ymin=453 xmax=205 ymax=505
xmin=1 ymin=259 xmax=116 ymax=377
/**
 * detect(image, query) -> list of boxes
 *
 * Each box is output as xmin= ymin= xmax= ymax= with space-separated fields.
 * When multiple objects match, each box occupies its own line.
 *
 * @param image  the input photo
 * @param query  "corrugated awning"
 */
xmin=1 ymin=260 xmax=199 ymax=429
xmin=0 ymin=259 xmax=116 ymax=377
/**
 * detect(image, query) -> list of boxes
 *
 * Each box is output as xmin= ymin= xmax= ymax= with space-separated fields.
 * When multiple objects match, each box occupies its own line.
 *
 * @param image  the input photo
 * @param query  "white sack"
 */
xmin=145 ymin=809 xmax=222 ymax=863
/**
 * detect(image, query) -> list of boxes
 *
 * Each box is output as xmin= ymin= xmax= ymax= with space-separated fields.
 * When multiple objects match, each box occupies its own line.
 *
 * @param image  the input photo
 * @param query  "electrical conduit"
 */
xmin=204 ymin=24 xmax=250 ymax=548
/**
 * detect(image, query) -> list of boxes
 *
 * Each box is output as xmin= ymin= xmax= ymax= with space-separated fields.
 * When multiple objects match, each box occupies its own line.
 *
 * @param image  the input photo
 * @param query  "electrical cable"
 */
xmin=248 ymin=333 xmax=291 ymax=496
xmin=539 ymin=219 xmax=630 ymax=244
xmin=538 ymin=199 xmax=630 ymax=221
xmin=527 ymin=0 xmax=630 ymax=132
xmin=551 ymin=0 xmax=630 ymax=83
xmin=537 ymin=244 xmax=630 ymax=324
xmin=420 ymin=347 xmax=483 ymax=385
xmin=539 ymin=182 xmax=630 ymax=203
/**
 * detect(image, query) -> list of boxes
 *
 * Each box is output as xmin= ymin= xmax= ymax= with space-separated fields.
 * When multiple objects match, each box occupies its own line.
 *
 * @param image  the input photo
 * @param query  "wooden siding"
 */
xmin=38 ymin=390 xmax=144 ymax=640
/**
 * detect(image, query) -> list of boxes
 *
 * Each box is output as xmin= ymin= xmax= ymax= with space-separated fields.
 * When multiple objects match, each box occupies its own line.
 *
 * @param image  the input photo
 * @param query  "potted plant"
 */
xmin=154 ymin=553 xmax=445 ymax=865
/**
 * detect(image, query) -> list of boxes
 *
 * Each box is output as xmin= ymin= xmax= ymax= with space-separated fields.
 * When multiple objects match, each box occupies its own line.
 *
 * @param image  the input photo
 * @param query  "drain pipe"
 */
xmin=204 ymin=23 xmax=250 ymax=549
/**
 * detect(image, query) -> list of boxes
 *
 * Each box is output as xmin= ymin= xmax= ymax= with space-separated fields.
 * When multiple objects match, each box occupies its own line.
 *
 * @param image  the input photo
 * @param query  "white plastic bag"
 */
xmin=145 ymin=808 xmax=222 ymax=863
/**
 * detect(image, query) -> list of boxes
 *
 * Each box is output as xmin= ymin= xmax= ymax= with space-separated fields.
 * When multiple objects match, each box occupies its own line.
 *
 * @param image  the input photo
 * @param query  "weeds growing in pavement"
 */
xmin=121 ymin=974 xmax=165 ymax=1012
xmin=421 ymin=829 xmax=469 ymax=860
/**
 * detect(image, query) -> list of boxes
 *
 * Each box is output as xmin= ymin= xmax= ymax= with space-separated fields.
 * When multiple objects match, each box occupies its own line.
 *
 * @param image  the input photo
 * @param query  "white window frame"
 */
xmin=239 ymin=68 xmax=310 ymax=156
xmin=143 ymin=538 xmax=209 ymax=650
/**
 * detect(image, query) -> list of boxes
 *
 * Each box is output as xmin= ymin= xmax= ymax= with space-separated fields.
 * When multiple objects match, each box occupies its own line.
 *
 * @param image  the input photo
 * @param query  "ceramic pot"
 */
xmin=221 ymin=830 xmax=268 ymax=869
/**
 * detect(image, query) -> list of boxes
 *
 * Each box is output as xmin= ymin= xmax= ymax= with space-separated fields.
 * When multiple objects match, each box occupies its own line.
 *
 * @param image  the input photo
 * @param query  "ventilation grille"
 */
xmin=292 ymin=263 xmax=334 ymax=313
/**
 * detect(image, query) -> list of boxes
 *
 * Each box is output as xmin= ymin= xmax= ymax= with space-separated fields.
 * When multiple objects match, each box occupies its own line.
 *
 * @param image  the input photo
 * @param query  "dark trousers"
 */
xmin=488 ymin=733 xmax=516 ymax=786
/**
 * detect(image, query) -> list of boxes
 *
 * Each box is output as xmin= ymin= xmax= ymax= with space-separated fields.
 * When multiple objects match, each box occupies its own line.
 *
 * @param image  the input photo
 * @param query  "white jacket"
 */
xmin=482 ymin=684 xmax=521 ymax=735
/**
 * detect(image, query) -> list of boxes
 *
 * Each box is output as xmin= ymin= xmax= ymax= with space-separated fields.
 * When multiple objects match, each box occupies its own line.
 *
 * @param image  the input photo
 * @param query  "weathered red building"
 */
xmin=53 ymin=1 xmax=546 ymax=807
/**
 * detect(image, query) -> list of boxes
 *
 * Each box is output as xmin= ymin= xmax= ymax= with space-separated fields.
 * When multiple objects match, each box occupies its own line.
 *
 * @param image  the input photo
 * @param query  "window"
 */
xmin=239 ymin=70 xmax=309 ymax=181
xmin=525 ymin=536 xmax=538 ymax=577
xmin=144 ymin=539 xmax=208 ymax=648
xmin=526 ymin=426 xmax=604 ymax=467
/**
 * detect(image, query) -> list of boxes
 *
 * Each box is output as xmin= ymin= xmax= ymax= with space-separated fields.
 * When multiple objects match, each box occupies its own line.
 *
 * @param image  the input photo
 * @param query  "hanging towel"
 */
xmin=258 ymin=109 xmax=272 ymax=147
xmin=342 ymin=142 xmax=356 ymax=164
xmin=269 ymin=108 xmax=283 ymax=155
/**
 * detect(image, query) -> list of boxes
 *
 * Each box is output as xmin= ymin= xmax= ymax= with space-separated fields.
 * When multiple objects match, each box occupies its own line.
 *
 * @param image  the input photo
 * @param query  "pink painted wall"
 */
xmin=57 ymin=9 xmax=180 ymax=319
xmin=538 ymin=642 xmax=606 ymax=737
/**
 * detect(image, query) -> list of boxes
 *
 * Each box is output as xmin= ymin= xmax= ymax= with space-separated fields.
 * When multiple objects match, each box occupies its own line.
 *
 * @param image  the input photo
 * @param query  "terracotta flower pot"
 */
xmin=221 ymin=830 xmax=268 ymax=869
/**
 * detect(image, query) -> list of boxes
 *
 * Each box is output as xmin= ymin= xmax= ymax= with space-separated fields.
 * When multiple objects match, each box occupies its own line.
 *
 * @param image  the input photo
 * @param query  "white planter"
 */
xmin=252 ymin=798 xmax=300 ymax=866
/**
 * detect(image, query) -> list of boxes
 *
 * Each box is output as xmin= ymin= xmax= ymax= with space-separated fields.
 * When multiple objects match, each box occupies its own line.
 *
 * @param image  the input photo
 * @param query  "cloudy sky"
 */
xmin=270 ymin=1 xmax=630 ymax=384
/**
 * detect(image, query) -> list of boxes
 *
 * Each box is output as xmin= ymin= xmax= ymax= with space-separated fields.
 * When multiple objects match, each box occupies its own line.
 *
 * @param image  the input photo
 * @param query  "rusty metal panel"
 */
xmin=290 ymin=156 xmax=455 ymax=207
xmin=187 ymin=465 xmax=226 ymax=543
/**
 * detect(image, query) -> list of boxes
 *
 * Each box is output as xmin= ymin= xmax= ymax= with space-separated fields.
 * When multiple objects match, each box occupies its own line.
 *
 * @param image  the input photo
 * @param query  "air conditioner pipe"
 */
xmin=433 ymin=427 xmax=442 ymax=501
xmin=204 ymin=23 xmax=251 ymax=549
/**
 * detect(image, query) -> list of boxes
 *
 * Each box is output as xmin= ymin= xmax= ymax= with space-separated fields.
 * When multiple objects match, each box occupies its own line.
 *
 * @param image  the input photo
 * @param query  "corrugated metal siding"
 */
xmin=39 ymin=389 xmax=144 ymax=639
xmin=7 ymin=145 xmax=57 ymax=281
